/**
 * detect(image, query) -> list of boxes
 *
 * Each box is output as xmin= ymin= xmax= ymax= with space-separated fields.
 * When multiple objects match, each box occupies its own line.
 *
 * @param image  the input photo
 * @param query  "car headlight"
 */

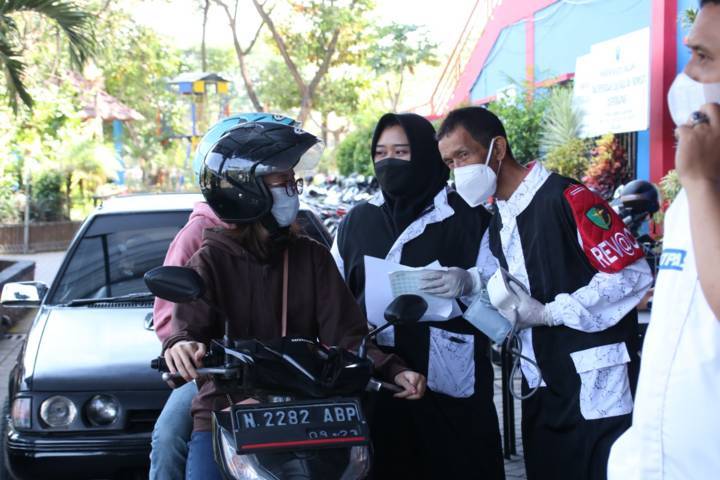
xmin=39 ymin=396 xmax=77 ymax=428
xmin=10 ymin=397 xmax=32 ymax=430
xmin=216 ymin=426 xmax=274 ymax=480
xmin=85 ymin=395 xmax=119 ymax=426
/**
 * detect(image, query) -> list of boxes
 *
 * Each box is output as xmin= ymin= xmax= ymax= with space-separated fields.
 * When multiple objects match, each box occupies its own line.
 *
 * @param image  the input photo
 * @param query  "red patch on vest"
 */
xmin=564 ymin=185 xmax=644 ymax=273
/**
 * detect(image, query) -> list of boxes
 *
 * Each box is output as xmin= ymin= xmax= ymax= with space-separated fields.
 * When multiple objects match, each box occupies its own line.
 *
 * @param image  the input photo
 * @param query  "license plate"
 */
xmin=231 ymin=399 xmax=368 ymax=452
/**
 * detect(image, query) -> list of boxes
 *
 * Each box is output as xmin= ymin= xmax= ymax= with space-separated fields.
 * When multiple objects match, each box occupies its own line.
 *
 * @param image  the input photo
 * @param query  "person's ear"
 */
xmin=493 ymin=137 xmax=508 ymax=165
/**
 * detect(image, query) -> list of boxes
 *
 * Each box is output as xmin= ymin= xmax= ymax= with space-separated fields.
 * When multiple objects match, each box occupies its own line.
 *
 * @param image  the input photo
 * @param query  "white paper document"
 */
xmin=363 ymin=255 xmax=462 ymax=327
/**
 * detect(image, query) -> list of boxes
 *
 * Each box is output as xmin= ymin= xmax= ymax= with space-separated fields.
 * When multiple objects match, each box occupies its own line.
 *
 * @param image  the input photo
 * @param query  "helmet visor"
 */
xmin=207 ymin=122 xmax=323 ymax=177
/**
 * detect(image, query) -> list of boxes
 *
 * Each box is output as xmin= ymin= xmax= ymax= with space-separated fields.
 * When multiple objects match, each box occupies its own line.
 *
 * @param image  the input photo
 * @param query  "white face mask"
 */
xmin=667 ymin=72 xmax=720 ymax=126
xmin=454 ymin=137 xmax=498 ymax=207
xmin=269 ymin=187 xmax=300 ymax=227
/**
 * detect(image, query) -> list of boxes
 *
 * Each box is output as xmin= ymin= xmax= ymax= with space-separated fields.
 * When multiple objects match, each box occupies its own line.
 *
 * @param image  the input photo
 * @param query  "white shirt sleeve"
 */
xmin=476 ymin=230 xmax=498 ymax=284
xmin=459 ymin=230 xmax=497 ymax=304
xmin=544 ymin=258 xmax=653 ymax=332
xmin=330 ymin=237 xmax=345 ymax=280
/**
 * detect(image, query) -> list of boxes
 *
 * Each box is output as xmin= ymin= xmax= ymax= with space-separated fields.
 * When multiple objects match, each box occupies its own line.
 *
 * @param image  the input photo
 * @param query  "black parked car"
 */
xmin=0 ymin=193 xmax=331 ymax=479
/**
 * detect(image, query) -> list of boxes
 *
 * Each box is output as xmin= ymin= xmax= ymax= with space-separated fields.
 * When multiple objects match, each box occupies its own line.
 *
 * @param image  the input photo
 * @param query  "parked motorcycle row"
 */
xmin=301 ymin=174 xmax=379 ymax=237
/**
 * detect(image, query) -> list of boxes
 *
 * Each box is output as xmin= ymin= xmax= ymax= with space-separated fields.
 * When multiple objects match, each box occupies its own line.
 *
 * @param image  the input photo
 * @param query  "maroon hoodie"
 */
xmin=163 ymin=228 xmax=408 ymax=431
xmin=153 ymin=202 xmax=230 ymax=342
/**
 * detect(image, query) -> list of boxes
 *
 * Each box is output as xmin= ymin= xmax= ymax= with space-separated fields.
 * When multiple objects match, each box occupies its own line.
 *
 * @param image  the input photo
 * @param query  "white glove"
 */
xmin=498 ymin=283 xmax=558 ymax=330
xmin=420 ymin=267 xmax=478 ymax=298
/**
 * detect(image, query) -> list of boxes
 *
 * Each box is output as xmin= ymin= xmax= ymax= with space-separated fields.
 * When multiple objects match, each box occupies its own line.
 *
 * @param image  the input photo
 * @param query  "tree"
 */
xmin=2 ymin=3 xmax=191 ymax=207
xmin=543 ymin=137 xmax=589 ymax=181
xmin=96 ymin=6 xmax=188 ymax=186
xmin=252 ymin=0 xmax=372 ymax=124
xmin=366 ymin=22 xmax=438 ymax=111
xmin=212 ymin=0 xmax=267 ymax=112
xmin=257 ymin=58 xmax=366 ymax=142
xmin=539 ymin=85 xmax=583 ymax=155
xmin=0 ymin=0 xmax=95 ymax=112
xmin=335 ymin=120 xmax=374 ymax=176
xmin=540 ymin=84 xmax=590 ymax=181
xmin=200 ymin=0 xmax=210 ymax=71
xmin=489 ymin=84 xmax=549 ymax=164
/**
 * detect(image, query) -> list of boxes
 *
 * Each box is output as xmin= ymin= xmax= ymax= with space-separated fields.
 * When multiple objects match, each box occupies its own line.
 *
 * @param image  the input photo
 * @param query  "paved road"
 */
xmin=0 ymin=251 xmax=66 ymax=285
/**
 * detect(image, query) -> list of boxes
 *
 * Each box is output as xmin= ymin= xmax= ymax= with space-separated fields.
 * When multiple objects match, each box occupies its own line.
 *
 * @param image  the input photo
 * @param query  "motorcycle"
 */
xmin=611 ymin=180 xmax=662 ymax=274
xmin=611 ymin=180 xmax=662 ymax=346
xmin=145 ymin=266 xmax=426 ymax=480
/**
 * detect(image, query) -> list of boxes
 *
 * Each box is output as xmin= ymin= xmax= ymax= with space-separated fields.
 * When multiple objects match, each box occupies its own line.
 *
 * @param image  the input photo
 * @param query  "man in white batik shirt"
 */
xmin=422 ymin=107 xmax=652 ymax=480
xmin=608 ymin=1 xmax=720 ymax=478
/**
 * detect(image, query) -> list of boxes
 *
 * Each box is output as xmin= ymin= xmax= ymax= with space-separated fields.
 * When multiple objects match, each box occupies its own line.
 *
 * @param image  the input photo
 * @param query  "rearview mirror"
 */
xmin=358 ymin=294 xmax=429 ymax=359
xmin=144 ymin=266 xmax=205 ymax=303
xmin=1 ymin=282 xmax=47 ymax=307
xmin=383 ymin=294 xmax=428 ymax=326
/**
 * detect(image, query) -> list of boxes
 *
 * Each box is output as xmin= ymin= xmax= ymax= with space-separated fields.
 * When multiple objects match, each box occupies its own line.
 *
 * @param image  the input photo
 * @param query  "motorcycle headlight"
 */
xmin=39 ymin=396 xmax=77 ymax=428
xmin=85 ymin=395 xmax=119 ymax=426
xmin=217 ymin=427 xmax=274 ymax=480
xmin=340 ymin=446 xmax=371 ymax=480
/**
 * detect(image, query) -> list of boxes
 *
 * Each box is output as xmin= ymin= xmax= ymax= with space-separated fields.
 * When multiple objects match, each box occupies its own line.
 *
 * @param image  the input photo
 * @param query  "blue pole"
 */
xmin=191 ymin=102 xmax=197 ymax=137
xmin=112 ymin=120 xmax=125 ymax=185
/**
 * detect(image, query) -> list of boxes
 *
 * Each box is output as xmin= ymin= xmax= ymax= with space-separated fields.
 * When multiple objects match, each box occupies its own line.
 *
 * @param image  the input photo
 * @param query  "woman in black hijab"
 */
xmin=332 ymin=113 xmax=505 ymax=479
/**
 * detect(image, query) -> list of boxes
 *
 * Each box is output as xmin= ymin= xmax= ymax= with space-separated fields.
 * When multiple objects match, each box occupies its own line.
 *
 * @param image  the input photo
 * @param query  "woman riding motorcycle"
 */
xmin=162 ymin=121 xmax=426 ymax=480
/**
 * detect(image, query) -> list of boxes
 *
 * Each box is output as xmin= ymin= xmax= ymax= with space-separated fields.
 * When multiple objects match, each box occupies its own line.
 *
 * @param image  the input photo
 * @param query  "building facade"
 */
xmin=434 ymin=0 xmax=697 ymax=183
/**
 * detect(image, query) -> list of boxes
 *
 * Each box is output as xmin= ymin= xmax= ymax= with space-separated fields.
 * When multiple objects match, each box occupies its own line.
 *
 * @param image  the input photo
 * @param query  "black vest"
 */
xmin=337 ymin=191 xmax=494 ymax=396
xmin=489 ymin=173 xmax=639 ymax=396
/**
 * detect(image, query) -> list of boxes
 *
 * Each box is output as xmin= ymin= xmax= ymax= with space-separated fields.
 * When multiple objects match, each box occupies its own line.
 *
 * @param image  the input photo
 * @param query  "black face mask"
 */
xmin=374 ymin=158 xmax=415 ymax=196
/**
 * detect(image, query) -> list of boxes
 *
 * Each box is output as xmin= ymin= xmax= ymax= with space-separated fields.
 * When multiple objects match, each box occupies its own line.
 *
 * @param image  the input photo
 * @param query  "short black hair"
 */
xmin=436 ymin=106 xmax=513 ymax=157
xmin=701 ymin=0 xmax=720 ymax=7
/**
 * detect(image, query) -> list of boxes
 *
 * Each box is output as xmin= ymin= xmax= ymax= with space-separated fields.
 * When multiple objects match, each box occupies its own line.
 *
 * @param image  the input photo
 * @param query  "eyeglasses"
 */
xmin=266 ymin=177 xmax=304 ymax=196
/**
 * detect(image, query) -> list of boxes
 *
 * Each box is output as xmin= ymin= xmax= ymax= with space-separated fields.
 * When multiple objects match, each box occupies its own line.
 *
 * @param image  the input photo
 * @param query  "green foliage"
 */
xmin=278 ymin=0 xmax=373 ymax=67
xmin=540 ymin=85 xmax=582 ymax=154
xmin=0 ymin=174 xmax=22 ymax=223
xmin=544 ymin=137 xmax=590 ymax=181
xmin=97 ymin=7 xmax=188 ymax=178
xmin=489 ymin=87 xmax=549 ymax=165
xmin=681 ymin=8 xmax=698 ymax=29
xmin=583 ymin=134 xmax=629 ymax=199
xmin=0 ymin=0 xmax=96 ymax=112
xmin=257 ymin=59 xmax=365 ymax=120
xmin=248 ymin=1 xmax=438 ymax=128
xmin=31 ymin=170 xmax=65 ymax=221
xmin=367 ymin=23 xmax=438 ymax=73
xmin=653 ymin=169 xmax=682 ymax=225
xmin=659 ymin=169 xmax=681 ymax=203
xmin=0 ymin=2 xmax=192 ymax=221
xmin=335 ymin=122 xmax=374 ymax=176
xmin=540 ymin=84 xmax=590 ymax=181
xmin=366 ymin=22 xmax=438 ymax=110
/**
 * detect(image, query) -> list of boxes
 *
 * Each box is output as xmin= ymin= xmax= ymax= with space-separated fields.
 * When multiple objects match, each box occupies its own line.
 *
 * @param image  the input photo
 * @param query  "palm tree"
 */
xmin=0 ymin=0 xmax=95 ymax=112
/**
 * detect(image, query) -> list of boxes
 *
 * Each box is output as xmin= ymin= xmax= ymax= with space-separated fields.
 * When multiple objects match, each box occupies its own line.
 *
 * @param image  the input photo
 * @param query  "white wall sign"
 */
xmin=572 ymin=28 xmax=650 ymax=138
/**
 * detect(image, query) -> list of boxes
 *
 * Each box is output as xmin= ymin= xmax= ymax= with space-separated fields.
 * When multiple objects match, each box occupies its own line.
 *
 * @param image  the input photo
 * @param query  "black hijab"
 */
xmin=371 ymin=113 xmax=450 ymax=234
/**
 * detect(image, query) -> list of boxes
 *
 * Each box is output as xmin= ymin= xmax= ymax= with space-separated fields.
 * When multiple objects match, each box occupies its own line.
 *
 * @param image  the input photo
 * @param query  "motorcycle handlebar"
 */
xmin=151 ymin=356 xmax=168 ymax=372
xmin=366 ymin=378 xmax=403 ymax=394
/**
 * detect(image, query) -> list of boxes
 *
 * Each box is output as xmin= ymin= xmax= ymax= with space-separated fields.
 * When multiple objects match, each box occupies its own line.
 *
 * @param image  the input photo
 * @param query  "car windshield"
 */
xmin=48 ymin=211 xmax=190 ymax=305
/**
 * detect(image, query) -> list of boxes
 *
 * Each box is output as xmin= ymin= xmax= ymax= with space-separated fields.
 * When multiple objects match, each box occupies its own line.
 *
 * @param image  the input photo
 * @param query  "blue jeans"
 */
xmin=186 ymin=431 xmax=223 ymax=480
xmin=149 ymin=382 xmax=197 ymax=480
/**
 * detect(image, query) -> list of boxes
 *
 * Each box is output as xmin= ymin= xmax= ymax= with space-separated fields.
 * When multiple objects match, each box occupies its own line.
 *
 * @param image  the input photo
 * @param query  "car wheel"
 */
xmin=0 ymin=398 xmax=13 ymax=480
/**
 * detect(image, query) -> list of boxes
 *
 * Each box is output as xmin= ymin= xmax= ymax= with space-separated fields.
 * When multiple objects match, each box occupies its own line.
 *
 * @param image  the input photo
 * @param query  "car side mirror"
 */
xmin=1 ymin=281 xmax=47 ymax=307
xmin=144 ymin=266 xmax=205 ymax=303
xmin=383 ymin=294 xmax=428 ymax=326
